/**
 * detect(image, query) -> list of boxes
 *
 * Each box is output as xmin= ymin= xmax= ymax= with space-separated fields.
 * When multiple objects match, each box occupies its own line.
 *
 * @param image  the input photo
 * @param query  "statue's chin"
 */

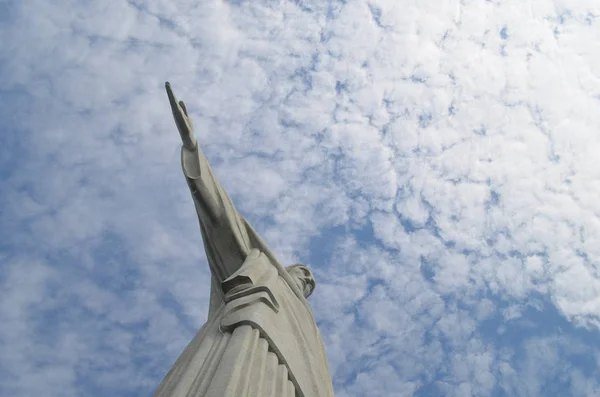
xmin=303 ymin=286 xmax=312 ymax=298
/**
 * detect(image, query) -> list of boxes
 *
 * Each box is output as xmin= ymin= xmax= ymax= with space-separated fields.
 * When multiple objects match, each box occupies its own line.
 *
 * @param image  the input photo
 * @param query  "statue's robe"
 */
xmin=152 ymin=145 xmax=335 ymax=397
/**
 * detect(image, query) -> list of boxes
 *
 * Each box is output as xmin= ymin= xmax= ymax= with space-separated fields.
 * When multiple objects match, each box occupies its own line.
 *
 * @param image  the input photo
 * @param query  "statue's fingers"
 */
xmin=179 ymin=100 xmax=189 ymax=117
xmin=165 ymin=81 xmax=179 ymax=112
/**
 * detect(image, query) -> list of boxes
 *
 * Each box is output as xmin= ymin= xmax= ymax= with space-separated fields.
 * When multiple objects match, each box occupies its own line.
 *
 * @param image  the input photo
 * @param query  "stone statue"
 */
xmin=152 ymin=82 xmax=335 ymax=397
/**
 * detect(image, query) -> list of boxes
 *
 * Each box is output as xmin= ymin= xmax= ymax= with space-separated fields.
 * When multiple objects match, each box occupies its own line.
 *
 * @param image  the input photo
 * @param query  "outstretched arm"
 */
xmin=165 ymin=82 xmax=253 ymax=282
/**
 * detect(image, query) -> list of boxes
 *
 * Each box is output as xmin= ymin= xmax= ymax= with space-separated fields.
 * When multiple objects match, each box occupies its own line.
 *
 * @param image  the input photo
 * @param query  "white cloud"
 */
xmin=2 ymin=0 xmax=600 ymax=396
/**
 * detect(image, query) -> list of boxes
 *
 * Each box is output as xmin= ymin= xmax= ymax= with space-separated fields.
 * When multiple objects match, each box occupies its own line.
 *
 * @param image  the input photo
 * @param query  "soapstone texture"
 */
xmin=152 ymin=83 xmax=336 ymax=397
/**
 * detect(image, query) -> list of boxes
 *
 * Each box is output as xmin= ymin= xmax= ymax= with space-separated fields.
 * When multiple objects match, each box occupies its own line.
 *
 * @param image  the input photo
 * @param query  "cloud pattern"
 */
xmin=1 ymin=0 xmax=600 ymax=396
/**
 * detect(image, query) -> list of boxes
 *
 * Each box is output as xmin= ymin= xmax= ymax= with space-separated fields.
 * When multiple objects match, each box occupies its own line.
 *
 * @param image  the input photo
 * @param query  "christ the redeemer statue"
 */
xmin=152 ymin=82 xmax=335 ymax=397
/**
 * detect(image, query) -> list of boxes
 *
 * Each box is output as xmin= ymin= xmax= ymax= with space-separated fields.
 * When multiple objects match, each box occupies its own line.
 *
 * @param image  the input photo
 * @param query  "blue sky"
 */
xmin=2 ymin=0 xmax=600 ymax=396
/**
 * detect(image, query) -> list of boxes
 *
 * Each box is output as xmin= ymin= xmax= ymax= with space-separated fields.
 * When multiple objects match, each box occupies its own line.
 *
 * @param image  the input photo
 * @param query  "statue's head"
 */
xmin=286 ymin=264 xmax=316 ymax=298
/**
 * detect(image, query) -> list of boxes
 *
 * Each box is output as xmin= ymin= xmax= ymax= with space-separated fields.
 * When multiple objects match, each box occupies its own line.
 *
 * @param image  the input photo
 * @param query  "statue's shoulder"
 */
xmin=220 ymin=249 xmax=275 ymax=294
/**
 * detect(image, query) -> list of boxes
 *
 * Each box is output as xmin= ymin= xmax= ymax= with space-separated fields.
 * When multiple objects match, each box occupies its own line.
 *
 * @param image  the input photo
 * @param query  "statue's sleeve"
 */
xmin=181 ymin=144 xmax=253 ymax=282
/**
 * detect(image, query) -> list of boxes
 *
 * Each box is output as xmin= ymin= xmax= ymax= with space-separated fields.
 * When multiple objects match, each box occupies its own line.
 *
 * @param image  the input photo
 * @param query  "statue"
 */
xmin=152 ymin=82 xmax=336 ymax=397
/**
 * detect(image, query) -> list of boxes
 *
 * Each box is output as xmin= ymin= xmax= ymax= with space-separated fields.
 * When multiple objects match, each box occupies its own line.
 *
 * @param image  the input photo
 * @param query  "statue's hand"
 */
xmin=165 ymin=81 xmax=197 ymax=150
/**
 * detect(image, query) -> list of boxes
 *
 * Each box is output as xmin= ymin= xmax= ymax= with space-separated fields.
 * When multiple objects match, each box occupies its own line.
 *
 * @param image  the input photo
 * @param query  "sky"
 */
xmin=1 ymin=0 xmax=600 ymax=396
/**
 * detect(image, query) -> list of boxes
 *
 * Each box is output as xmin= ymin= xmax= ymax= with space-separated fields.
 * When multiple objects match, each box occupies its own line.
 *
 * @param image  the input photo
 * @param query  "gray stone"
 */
xmin=152 ymin=82 xmax=335 ymax=397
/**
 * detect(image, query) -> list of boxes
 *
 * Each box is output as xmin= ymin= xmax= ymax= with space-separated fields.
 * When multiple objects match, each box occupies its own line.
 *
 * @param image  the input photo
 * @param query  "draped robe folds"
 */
xmin=152 ymin=144 xmax=335 ymax=397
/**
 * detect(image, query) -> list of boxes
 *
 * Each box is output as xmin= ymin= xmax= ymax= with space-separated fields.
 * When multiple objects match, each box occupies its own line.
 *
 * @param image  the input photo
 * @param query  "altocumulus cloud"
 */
xmin=1 ymin=0 xmax=600 ymax=396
